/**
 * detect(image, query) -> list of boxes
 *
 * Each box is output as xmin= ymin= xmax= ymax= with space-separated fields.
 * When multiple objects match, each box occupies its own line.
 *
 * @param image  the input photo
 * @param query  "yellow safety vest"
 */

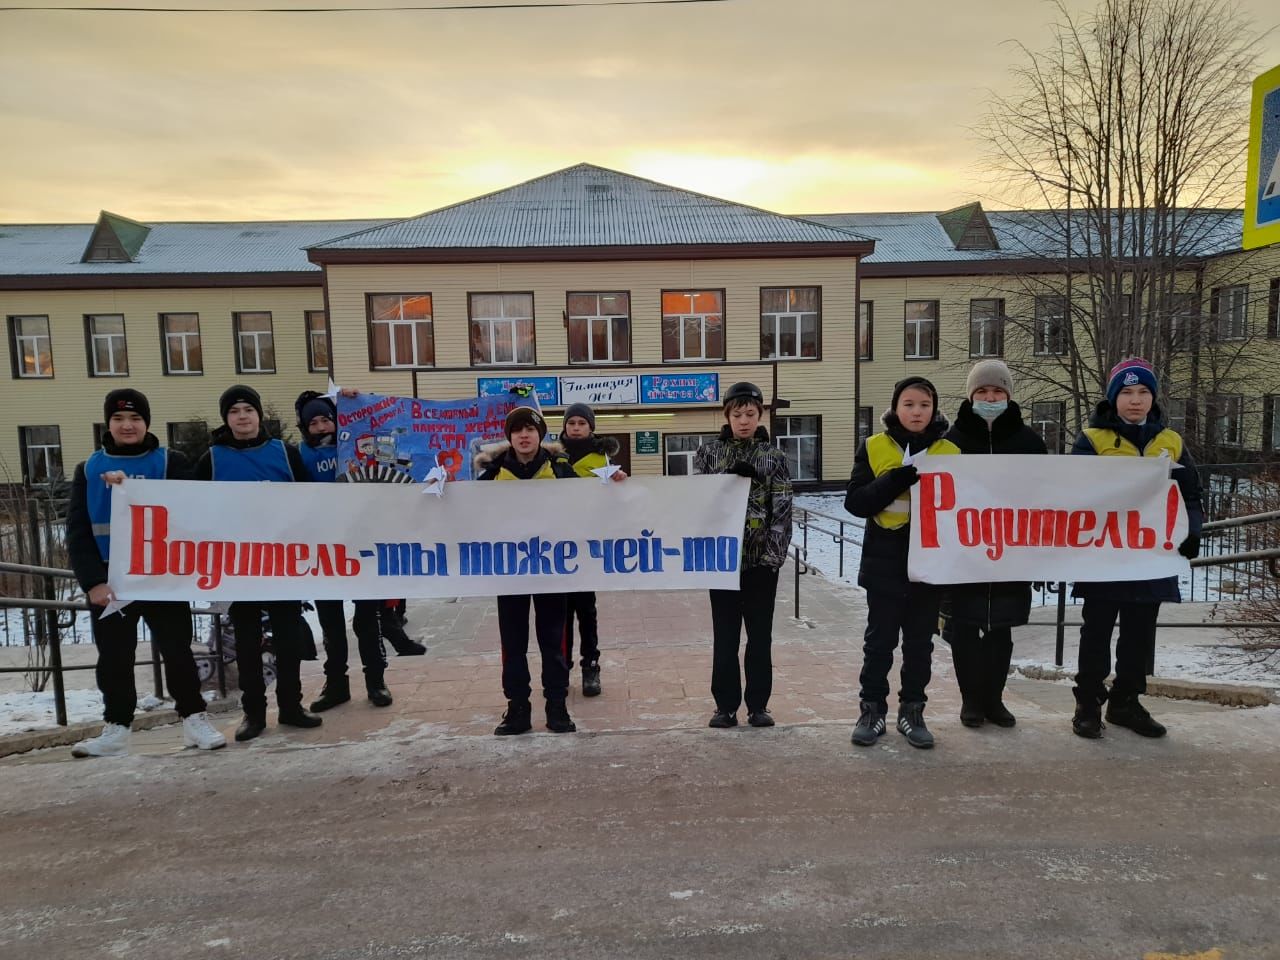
xmin=866 ymin=433 xmax=960 ymax=529
xmin=1082 ymin=427 xmax=1182 ymax=461
xmin=492 ymin=457 xmax=568 ymax=481
xmin=569 ymin=450 xmax=608 ymax=479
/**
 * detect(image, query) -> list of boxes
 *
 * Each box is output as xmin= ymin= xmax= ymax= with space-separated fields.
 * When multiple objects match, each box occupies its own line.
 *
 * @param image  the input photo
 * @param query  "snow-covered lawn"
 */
xmin=0 ymin=689 xmax=214 ymax=737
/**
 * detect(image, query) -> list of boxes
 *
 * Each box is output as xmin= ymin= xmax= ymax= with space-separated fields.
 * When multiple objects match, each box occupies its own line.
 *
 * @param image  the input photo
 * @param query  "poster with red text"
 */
xmin=908 ymin=455 xmax=1189 ymax=584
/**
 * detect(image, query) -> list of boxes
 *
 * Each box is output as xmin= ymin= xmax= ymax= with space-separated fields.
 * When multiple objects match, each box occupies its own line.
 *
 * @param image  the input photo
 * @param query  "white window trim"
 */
xmin=472 ymin=297 xmax=533 ymax=366
xmin=23 ymin=428 xmax=62 ymax=485
xmin=14 ymin=317 xmax=53 ymax=378
xmin=763 ymin=310 xmax=818 ymax=360
xmin=775 ymin=416 xmax=820 ymax=481
xmin=307 ymin=311 xmax=329 ymax=371
xmin=969 ymin=301 xmax=1004 ymax=358
xmin=1033 ymin=300 xmax=1067 ymax=356
xmin=374 ymin=318 xmax=433 ymax=369
xmin=664 ymin=434 xmax=717 ymax=476
xmin=236 ymin=316 xmax=275 ymax=373
xmin=905 ymin=314 xmax=937 ymax=360
xmin=569 ymin=313 xmax=629 ymax=364
xmin=89 ymin=316 xmax=127 ymax=376
xmin=1216 ymin=286 xmax=1248 ymax=341
xmin=163 ymin=316 xmax=202 ymax=375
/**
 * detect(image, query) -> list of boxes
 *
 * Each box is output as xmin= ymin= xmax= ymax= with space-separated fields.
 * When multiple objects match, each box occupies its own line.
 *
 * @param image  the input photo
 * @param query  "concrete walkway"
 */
xmin=2 ymin=565 xmax=1278 ymax=959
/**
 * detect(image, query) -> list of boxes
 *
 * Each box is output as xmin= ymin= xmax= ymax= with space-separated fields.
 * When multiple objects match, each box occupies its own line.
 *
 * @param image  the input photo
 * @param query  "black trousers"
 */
xmin=860 ymin=587 xmax=939 ymax=710
xmin=90 ymin=600 xmax=205 ymax=726
xmin=565 ymin=591 xmax=600 ymax=668
xmin=316 ymin=599 xmax=388 ymax=681
xmin=944 ymin=622 xmax=1014 ymax=708
xmin=497 ymin=593 xmax=569 ymax=703
xmin=230 ymin=601 xmax=306 ymax=717
xmin=708 ymin=566 xmax=779 ymax=714
xmin=1075 ymin=599 xmax=1160 ymax=700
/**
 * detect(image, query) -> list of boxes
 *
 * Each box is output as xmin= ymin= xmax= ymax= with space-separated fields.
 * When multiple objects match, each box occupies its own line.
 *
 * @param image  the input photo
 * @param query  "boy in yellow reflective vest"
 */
xmin=1069 ymin=357 xmax=1203 ymax=739
xmin=845 ymin=376 xmax=960 ymax=749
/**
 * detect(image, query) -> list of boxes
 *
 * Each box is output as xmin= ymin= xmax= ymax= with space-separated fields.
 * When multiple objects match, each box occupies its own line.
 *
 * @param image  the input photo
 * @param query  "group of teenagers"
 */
xmin=63 ymin=352 xmax=1201 ymax=758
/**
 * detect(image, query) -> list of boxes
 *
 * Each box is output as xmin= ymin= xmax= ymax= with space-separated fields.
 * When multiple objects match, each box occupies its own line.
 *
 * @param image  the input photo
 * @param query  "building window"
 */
xmin=760 ymin=287 xmax=819 ymax=360
xmin=567 ymin=292 xmax=631 ymax=364
xmin=1212 ymin=286 xmax=1248 ymax=341
xmin=161 ymin=313 xmax=202 ymax=374
xmin=1206 ymin=393 xmax=1244 ymax=446
xmin=234 ymin=312 xmax=275 ymax=374
xmin=369 ymin=294 xmax=434 ymax=369
xmin=774 ymin=415 xmax=820 ymax=481
xmin=1165 ymin=398 xmax=1189 ymax=437
xmin=662 ymin=290 xmax=725 ymax=362
xmin=1264 ymin=396 xmax=1280 ymax=452
xmin=1034 ymin=296 xmax=1068 ymax=356
xmin=969 ymin=299 xmax=1005 ymax=357
xmin=1031 ymin=401 xmax=1066 ymax=453
xmin=857 ymin=406 xmax=875 ymax=447
xmin=19 ymin=425 xmax=62 ymax=486
xmin=904 ymin=300 xmax=938 ymax=360
xmin=167 ymin=420 xmax=209 ymax=457
xmin=470 ymin=293 xmax=534 ymax=366
xmin=1267 ymin=279 xmax=1279 ymax=339
xmin=1168 ymin=293 xmax=1199 ymax=351
xmin=92 ymin=423 xmax=107 ymax=450
xmin=9 ymin=315 xmax=53 ymax=378
xmin=664 ymin=433 xmax=718 ymax=476
xmin=306 ymin=310 xmax=329 ymax=372
xmin=85 ymin=314 xmax=128 ymax=376
xmin=858 ymin=301 xmax=873 ymax=361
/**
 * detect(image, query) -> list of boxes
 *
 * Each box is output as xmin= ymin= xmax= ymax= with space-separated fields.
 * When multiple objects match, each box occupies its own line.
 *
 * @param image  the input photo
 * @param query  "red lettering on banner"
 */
xmin=956 ymin=508 xmax=980 ymax=546
xmin=287 ymin=543 xmax=309 ymax=577
xmin=128 ymin=504 xmax=168 ymax=575
xmin=312 ymin=544 xmax=335 ymax=577
xmin=1067 ymin=511 xmax=1096 ymax=547
xmin=1092 ymin=511 xmax=1123 ymax=548
xmin=1127 ymin=511 xmax=1156 ymax=550
xmin=917 ymin=472 xmax=956 ymax=548
xmin=196 ymin=541 xmax=225 ymax=590
xmin=334 ymin=545 xmax=361 ymax=577
xmin=169 ymin=539 xmax=196 ymax=576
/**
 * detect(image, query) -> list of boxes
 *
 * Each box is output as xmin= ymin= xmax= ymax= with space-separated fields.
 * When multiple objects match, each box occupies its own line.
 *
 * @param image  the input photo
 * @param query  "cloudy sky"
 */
xmin=2 ymin=0 xmax=1278 ymax=223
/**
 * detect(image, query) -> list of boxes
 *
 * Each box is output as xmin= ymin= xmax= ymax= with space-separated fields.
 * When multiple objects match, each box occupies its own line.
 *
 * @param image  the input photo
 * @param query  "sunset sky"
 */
xmin=2 ymin=0 xmax=1278 ymax=223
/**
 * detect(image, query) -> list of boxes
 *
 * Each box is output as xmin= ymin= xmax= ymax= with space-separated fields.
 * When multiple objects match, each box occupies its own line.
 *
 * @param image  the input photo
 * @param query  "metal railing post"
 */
xmin=1054 ymin=581 xmax=1067 ymax=669
xmin=28 ymin=499 xmax=67 ymax=725
xmin=794 ymin=546 xmax=801 ymax=620
xmin=838 ymin=521 xmax=845 ymax=579
xmin=213 ymin=613 xmax=227 ymax=700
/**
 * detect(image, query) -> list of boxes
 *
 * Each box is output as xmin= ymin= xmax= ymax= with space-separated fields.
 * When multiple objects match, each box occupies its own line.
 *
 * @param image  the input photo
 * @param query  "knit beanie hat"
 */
xmin=1106 ymin=357 xmax=1158 ymax=405
xmin=890 ymin=376 xmax=940 ymax=411
xmin=562 ymin=402 xmax=596 ymax=432
xmin=504 ymin=406 xmax=547 ymax=441
xmin=219 ymin=384 xmax=264 ymax=423
xmin=300 ymin=396 xmax=336 ymax=431
xmin=103 ymin=388 xmax=151 ymax=428
xmin=964 ymin=359 xmax=1015 ymax=400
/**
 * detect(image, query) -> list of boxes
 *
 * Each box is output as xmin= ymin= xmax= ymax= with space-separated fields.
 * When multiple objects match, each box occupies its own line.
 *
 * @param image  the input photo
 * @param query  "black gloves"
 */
xmin=727 ymin=462 xmax=760 ymax=481
xmin=1178 ymin=535 xmax=1200 ymax=560
xmin=889 ymin=464 xmax=919 ymax=488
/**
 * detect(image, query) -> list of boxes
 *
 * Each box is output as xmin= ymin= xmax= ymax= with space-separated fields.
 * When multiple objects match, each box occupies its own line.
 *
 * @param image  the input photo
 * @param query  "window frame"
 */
xmin=1033 ymin=296 xmax=1069 ymax=356
xmin=661 ymin=289 xmax=727 ymax=363
xmin=663 ymin=432 xmax=719 ymax=476
xmin=1211 ymin=285 xmax=1249 ymax=342
xmin=84 ymin=313 xmax=129 ymax=377
xmin=233 ymin=311 xmax=276 ymax=375
xmin=18 ymin=425 xmax=63 ymax=487
xmin=903 ymin=299 xmax=939 ymax=361
xmin=468 ymin=291 xmax=536 ymax=367
xmin=759 ymin=286 xmax=821 ymax=361
xmin=566 ymin=291 xmax=632 ymax=365
xmin=305 ymin=309 xmax=330 ymax=372
xmin=774 ymin=414 xmax=822 ymax=482
xmin=968 ymin=298 xmax=1005 ymax=358
xmin=159 ymin=312 xmax=203 ymax=376
xmin=1206 ymin=393 xmax=1245 ymax=447
xmin=1267 ymin=278 xmax=1279 ymax=339
xmin=8 ymin=315 xmax=54 ymax=379
xmin=856 ymin=405 xmax=875 ymax=448
xmin=1264 ymin=395 xmax=1280 ymax=453
xmin=366 ymin=292 xmax=436 ymax=371
xmin=1031 ymin=401 xmax=1066 ymax=454
xmin=858 ymin=301 xmax=874 ymax=361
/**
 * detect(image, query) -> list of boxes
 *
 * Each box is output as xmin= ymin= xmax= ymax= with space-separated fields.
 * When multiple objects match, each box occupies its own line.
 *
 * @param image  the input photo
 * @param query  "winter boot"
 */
xmin=277 ymin=706 xmax=323 ymax=729
xmin=985 ymin=634 xmax=1016 ymax=727
xmin=1071 ymin=688 xmax=1104 ymax=739
xmin=494 ymin=699 xmax=533 ymax=736
xmin=546 ymin=698 xmax=577 ymax=733
xmin=380 ymin=610 xmax=427 ymax=656
xmin=234 ymin=712 xmax=267 ymax=743
xmin=896 ymin=702 xmax=935 ymax=749
xmin=708 ymin=710 xmax=738 ymax=728
xmin=309 ymin=676 xmax=351 ymax=713
xmin=182 ymin=713 xmax=227 ymax=750
xmin=748 ymin=709 xmax=776 ymax=727
xmin=985 ymin=701 xmax=1017 ymax=728
xmin=71 ymin=722 xmax=131 ymax=758
xmin=1105 ymin=692 xmax=1167 ymax=738
xmin=960 ymin=700 xmax=987 ymax=728
xmin=582 ymin=662 xmax=602 ymax=698
xmin=851 ymin=700 xmax=886 ymax=746
xmin=366 ymin=675 xmax=394 ymax=708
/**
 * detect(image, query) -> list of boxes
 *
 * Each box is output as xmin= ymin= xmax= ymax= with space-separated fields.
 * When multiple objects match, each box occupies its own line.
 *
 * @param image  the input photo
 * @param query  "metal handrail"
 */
xmin=0 ymin=560 xmax=75 ymax=580
xmin=1202 ymin=510 xmax=1280 ymax=532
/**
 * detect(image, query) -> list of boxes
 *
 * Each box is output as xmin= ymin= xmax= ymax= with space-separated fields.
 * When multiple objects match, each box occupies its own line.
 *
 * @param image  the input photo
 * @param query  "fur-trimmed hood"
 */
xmin=473 ymin=439 xmax=566 ymax=476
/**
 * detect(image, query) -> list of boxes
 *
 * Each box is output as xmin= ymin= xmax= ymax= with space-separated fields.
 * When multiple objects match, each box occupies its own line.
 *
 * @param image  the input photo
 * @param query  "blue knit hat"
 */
xmin=1106 ymin=357 xmax=1158 ymax=405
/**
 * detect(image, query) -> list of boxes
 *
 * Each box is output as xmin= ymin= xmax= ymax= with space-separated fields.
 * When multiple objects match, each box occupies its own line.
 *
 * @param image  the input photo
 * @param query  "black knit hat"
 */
xmin=219 ymin=384 xmax=264 ymax=423
xmin=103 ymin=388 xmax=150 ymax=428
xmin=563 ymin=402 xmax=596 ymax=431
xmin=504 ymin=406 xmax=546 ymax=441
xmin=890 ymin=376 xmax=940 ymax=411
xmin=299 ymin=396 xmax=336 ymax=432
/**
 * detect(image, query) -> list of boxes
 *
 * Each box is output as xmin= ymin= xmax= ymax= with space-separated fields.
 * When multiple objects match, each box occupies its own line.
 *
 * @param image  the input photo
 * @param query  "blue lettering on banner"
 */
xmin=477 ymin=377 xmax=559 ymax=406
xmin=374 ymin=542 xmax=449 ymax=577
xmin=640 ymin=373 xmax=719 ymax=404
xmin=449 ymin=531 xmax=738 ymax=576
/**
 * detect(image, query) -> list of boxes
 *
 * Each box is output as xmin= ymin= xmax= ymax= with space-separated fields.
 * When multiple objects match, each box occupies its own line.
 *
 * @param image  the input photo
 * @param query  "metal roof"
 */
xmin=0 ymin=219 xmax=386 ymax=276
xmin=310 ymin=163 xmax=873 ymax=251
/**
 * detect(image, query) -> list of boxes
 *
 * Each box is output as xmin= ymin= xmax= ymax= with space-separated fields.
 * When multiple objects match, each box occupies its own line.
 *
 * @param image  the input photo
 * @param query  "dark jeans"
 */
xmin=497 ymin=593 xmax=569 ymax=702
xmin=944 ymin=621 xmax=1014 ymax=707
xmin=1075 ymin=599 xmax=1160 ymax=700
xmin=316 ymin=599 xmax=388 ymax=681
xmin=860 ymin=587 xmax=940 ymax=710
xmin=90 ymin=600 xmax=205 ymax=726
xmin=565 ymin=591 xmax=600 ymax=668
xmin=230 ymin=600 xmax=305 ymax=717
xmin=708 ymin=566 xmax=779 ymax=714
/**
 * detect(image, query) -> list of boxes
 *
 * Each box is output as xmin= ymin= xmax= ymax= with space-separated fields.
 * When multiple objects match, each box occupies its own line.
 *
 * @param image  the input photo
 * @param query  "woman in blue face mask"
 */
xmin=941 ymin=360 xmax=1048 ymax=729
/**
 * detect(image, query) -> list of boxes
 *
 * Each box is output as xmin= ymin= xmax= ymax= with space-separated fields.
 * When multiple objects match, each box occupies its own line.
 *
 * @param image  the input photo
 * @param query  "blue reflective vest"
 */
xmin=299 ymin=441 xmax=339 ymax=483
xmin=84 ymin=446 xmax=169 ymax=561
xmin=209 ymin=438 xmax=293 ymax=482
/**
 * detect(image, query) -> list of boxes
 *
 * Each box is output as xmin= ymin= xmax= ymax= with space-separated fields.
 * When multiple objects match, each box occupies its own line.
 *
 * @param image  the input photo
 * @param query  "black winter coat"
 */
xmin=844 ymin=414 xmax=950 ymax=597
xmin=942 ymin=401 xmax=1047 ymax=629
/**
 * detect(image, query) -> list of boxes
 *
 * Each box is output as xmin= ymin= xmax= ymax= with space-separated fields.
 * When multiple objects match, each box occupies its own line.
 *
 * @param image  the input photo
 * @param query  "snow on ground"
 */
xmin=0 ymin=688 xmax=214 ymax=736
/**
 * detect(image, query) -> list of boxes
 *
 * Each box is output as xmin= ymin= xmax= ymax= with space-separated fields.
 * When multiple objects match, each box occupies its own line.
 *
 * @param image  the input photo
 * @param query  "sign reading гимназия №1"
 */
xmin=107 ymin=476 xmax=749 ymax=601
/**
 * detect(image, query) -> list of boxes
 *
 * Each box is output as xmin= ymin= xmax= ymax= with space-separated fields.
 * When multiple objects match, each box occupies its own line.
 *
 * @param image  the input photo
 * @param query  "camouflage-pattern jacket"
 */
xmin=693 ymin=425 xmax=794 ymax=571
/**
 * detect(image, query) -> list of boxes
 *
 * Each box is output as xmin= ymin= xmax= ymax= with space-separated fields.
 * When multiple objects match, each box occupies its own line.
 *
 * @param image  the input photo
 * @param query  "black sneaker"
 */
xmin=897 ymin=702 xmax=934 ymax=749
xmin=582 ymin=663 xmax=602 ymax=698
xmin=1105 ymin=694 xmax=1167 ymax=738
xmin=278 ymin=707 xmax=323 ymax=729
xmin=1072 ymin=705 xmax=1104 ymax=739
xmin=850 ymin=701 xmax=886 ymax=746
xmin=960 ymin=700 xmax=986 ymax=728
xmin=747 ymin=709 xmax=775 ymax=727
xmin=985 ymin=701 xmax=1016 ymax=728
xmin=234 ymin=713 xmax=266 ymax=743
xmin=495 ymin=700 xmax=533 ymax=736
xmin=708 ymin=710 xmax=738 ymax=729
xmin=309 ymin=677 xmax=351 ymax=713
xmin=546 ymin=699 xmax=577 ymax=733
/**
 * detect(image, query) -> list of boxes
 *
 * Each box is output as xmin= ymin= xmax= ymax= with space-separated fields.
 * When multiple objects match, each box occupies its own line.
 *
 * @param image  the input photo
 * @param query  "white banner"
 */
xmin=558 ymin=375 xmax=640 ymax=406
xmin=108 ymin=477 xmax=749 ymax=601
xmin=907 ymin=455 xmax=1190 ymax=584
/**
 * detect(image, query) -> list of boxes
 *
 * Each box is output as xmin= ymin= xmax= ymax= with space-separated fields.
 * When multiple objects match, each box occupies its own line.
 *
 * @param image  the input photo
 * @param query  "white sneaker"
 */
xmin=182 ymin=712 xmax=228 ymax=751
xmin=71 ymin=722 xmax=131 ymax=758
